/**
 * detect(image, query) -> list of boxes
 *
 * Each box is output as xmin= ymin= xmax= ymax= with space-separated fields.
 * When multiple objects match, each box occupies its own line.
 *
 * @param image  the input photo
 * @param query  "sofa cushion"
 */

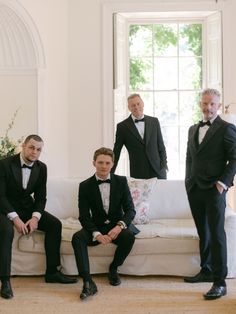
xmin=127 ymin=177 xmax=157 ymax=224
xmin=18 ymin=217 xmax=199 ymax=256
xmin=136 ymin=219 xmax=198 ymax=239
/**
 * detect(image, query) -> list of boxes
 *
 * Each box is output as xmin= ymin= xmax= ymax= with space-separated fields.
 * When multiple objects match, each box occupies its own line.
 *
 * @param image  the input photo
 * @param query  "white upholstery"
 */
xmin=11 ymin=177 xmax=236 ymax=278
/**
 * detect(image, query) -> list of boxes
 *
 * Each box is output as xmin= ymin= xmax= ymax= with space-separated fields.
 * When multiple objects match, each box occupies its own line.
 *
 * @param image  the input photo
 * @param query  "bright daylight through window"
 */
xmin=129 ymin=22 xmax=203 ymax=179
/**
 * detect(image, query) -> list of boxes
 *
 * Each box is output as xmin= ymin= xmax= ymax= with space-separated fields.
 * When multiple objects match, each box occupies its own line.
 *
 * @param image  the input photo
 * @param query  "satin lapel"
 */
xmin=27 ymin=162 xmax=40 ymax=191
xmin=144 ymin=116 xmax=153 ymax=145
xmin=192 ymin=124 xmax=200 ymax=152
xmin=90 ymin=175 xmax=104 ymax=211
xmin=125 ymin=116 xmax=144 ymax=144
xmin=198 ymin=118 xmax=222 ymax=153
xmin=108 ymin=174 xmax=116 ymax=214
xmin=11 ymin=155 xmax=22 ymax=188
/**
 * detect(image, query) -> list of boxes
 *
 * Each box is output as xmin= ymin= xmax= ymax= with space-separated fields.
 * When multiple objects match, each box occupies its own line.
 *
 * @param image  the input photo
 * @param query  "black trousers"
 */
xmin=187 ymin=185 xmax=227 ymax=285
xmin=0 ymin=211 xmax=62 ymax=277
xmin=72 ymin=225 xmax=135 ymax=279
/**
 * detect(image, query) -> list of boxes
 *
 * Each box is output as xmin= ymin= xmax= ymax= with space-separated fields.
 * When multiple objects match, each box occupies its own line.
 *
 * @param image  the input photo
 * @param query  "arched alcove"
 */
xmin=0 ymin=0 xmax=45 ymax=140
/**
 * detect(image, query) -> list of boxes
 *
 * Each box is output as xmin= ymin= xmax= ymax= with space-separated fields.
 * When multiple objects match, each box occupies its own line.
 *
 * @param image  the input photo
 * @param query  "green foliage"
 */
xmin=0 ymin=109 xmax=23 ymax=160
xmin=153 ymin=24 xmax=178 ymax=54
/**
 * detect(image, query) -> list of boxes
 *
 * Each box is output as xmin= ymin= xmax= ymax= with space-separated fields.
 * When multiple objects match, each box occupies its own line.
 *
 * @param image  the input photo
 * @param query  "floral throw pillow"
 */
xmin=127 ymin=177 xmax=157 ymax=225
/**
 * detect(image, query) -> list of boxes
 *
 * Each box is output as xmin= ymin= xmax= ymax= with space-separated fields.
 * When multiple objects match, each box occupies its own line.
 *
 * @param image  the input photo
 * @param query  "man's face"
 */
xmin=93 ymin=154 xmax=114 ymax=179
xmin=22 ymin=139 xmax=43 ymax=163
xmin=128 ymin=96 xmax=144 ymax=119
xmin=200 ymin=93 xmax=221 ymax=120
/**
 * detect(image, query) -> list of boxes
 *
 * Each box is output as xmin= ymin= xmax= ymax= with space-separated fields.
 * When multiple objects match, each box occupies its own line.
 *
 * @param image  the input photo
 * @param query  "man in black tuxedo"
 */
xmin=0 ymin=134 xmax=77 ymax=299
xmin=184 ymin=89 xmax=236 ymax=300
xmin=72 ymin=147 xmax=139 ymax=300
xmin=112 ymin=93 xmax=167 ymax=179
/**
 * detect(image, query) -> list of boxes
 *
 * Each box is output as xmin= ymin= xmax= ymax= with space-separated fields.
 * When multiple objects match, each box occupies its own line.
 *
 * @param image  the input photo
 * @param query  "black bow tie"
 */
xmin=199 ymin=120 xmax=211 ymax=127
xmin=22 ymin=164 xmax=33 ymax=170
xmin=134 ymin=118 xmax=145 ymax=123
xmin=97 ymin=179 xmax=111 ymax=185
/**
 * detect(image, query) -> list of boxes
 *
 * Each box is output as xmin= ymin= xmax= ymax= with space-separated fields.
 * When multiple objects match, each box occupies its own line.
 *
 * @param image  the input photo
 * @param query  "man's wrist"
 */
xmin=117 ymin=221 xmax=127 ymax=230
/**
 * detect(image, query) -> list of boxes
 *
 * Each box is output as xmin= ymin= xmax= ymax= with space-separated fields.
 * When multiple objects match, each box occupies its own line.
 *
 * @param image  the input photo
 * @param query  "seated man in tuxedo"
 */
xmin=0 ymin=134 xmax=77 ymax=299
xmin=72 ymin=147 xmax=139 ymax=300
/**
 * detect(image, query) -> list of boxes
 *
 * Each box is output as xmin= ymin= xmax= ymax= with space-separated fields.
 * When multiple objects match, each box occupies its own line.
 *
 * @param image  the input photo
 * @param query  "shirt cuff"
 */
xmin=32 ymin=212 xmax=41 ymax=221
xmin=92 ymin=231 xmax=101 ymax=241
xmin=117 ymin=220 xmax=127 ymax=229
xmin=7 ymin=212 xmax=19 ymax=220
xmin=217 ymin=181 xmax=228 ymax=190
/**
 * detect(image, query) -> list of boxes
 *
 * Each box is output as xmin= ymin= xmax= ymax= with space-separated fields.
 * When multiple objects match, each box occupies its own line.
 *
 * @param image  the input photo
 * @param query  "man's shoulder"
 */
xmin=79 ymin=175 xmax=95 ymax=187
xmin=111 ymin=173 xmax=127 ymax=183
xmin=0 ymin=154 xmax=19 ymax=167
xmin=35 ymin=159 xmax=47 ymax=169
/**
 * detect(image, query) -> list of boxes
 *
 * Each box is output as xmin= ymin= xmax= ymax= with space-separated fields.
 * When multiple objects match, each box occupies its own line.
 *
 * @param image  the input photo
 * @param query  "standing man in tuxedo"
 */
xmin=112 ymin=93 xmax=168 ymax=179
xmin=184 ymin=88 xmax=236 ymax=300
xmin=0 ymin=134 xmax=77 ymax=299
xmin=72 ymin=147 xmax=139 ymax=300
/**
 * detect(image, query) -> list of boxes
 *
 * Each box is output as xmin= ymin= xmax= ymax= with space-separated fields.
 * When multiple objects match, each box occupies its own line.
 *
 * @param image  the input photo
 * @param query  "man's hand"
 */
xmin=25 ymin=217 xmax=39 ymax=234
xmin=216 ymin=182 xmax=224 ymax=194
xmin=96 ymin=234 xmax=112 ymax=245
xmin=13 ymin=217 xmax=28 ymax=235
xmin=108 ymin=225 xmax=122 ymax=240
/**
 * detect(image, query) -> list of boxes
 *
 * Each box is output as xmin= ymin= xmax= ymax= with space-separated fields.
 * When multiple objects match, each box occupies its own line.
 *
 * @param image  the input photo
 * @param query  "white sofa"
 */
xmin=11 ymin=178 xmax=236 ymax=278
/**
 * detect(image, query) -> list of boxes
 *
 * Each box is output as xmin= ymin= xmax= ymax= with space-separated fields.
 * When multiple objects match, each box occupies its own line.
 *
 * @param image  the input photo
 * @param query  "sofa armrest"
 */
xmin=225 ymin=206 xmax=236 ymax=278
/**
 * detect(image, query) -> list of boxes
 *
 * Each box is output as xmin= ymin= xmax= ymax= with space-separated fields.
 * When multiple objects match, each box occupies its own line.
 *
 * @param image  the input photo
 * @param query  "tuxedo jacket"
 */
xmin=0 ymin=154 xmax=47 ymax=216
xmin=185 ymin=116 xmax=236 ymax=192
xmin=112 ymin=115 xmax=167 ymax=179
xmin=78 ymin=173 xmax=139 ymax=234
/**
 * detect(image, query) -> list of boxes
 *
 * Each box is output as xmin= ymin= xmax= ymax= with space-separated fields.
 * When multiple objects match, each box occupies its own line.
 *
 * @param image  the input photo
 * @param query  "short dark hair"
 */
xmin=24 ymin=134 xmax=43 ymax=144
xmin=93 ymin=147 xmax=114 ymax=162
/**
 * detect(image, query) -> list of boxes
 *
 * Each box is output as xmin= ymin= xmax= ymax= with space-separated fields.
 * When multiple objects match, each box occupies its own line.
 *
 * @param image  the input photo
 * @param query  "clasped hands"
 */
xmin=96 ymin=225 xmax=122 ymax=244
xmin=13 ymin=216 xmax=39 ymax=235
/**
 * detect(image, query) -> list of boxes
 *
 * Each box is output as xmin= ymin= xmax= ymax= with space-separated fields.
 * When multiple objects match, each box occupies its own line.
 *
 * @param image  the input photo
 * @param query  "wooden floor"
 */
xmin=0 ymin=275 xmax=236 ymax=314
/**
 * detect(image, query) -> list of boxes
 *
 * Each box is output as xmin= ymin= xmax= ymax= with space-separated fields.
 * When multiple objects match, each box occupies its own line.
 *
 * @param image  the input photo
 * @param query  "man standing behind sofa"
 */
xmin=112 ymin=93 xmax=168 ymax=179
xmin=0 ymin=134 xmax=77 ymax=299
xmin=72 ymin=147 xmax=139 ymax=300
xmin=184 ymin=88 xmax=236 ymax=300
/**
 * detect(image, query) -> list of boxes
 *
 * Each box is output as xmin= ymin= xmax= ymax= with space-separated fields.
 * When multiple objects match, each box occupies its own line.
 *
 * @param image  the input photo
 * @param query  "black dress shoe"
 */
xmin=1 ymin=281 xmax=14 ymax=299
xmin=184 ymin=271 xmax=213 ymax=283
xmin=80 ymin=280 xmax=97 ymax=300
xmin=203 ymin=284 xmax=227 ymax=300
xmin=45 ymin=271 xmax=78 ymax=284
xmin=108 ymin=269 xmax=121 ymax=286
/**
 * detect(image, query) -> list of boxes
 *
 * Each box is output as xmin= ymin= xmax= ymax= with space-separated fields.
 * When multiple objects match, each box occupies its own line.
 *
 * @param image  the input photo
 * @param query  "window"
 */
xmin=129 ymin=22 xmax=202 ymax=178
xmin=113 ymin=12 xmax=222 ymax=179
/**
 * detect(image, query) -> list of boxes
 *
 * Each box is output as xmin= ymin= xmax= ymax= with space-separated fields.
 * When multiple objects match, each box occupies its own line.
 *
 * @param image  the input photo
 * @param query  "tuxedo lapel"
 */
xmin=11 ymin=155 xmax=22 ymax=188
xmin=125 ymin=116 xmax=144 ymax=144
xmin=197 ymin=117 xmax=222 ymax=153
xmin=189 ymin=124 xmax=199 ymax=153
xmin=26 ymin=162 xmax=40 ymax=191
xmin=108 ymin=174 xmax=117 ymax=214
xmin=144 ymin=116 xmax=153 ymax=145
xmin=90 ymin=175 xmax=105 ymax=213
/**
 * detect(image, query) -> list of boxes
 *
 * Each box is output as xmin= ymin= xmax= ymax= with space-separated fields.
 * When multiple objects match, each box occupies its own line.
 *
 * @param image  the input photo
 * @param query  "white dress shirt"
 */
xmin=132 ymin=114 xmax=145 ymax=139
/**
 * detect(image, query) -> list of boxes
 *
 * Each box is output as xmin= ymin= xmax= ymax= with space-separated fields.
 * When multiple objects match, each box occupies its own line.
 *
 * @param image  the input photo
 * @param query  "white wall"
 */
xmin=17 ymin=0 xmax=69 ymax=177
xmin=1 ymin=0 xmax=236 ymax=189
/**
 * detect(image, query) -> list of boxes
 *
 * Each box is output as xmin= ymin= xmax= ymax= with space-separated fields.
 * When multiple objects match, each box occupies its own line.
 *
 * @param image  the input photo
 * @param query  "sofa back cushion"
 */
xmin=46 ymin=177 xmax=192 ymax=220
xmin=148 ymin=180 xmax=192 ymax=219
xmin=46 ymin=178 xmax=80 ymax=218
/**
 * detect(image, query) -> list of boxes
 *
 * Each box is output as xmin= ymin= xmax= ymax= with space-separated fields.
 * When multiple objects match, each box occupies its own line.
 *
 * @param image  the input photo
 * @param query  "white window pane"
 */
xmin=154 ymin=91 xmax=178 ymax=125
xmin=154 ymin=57 xmax=178 ymax=90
